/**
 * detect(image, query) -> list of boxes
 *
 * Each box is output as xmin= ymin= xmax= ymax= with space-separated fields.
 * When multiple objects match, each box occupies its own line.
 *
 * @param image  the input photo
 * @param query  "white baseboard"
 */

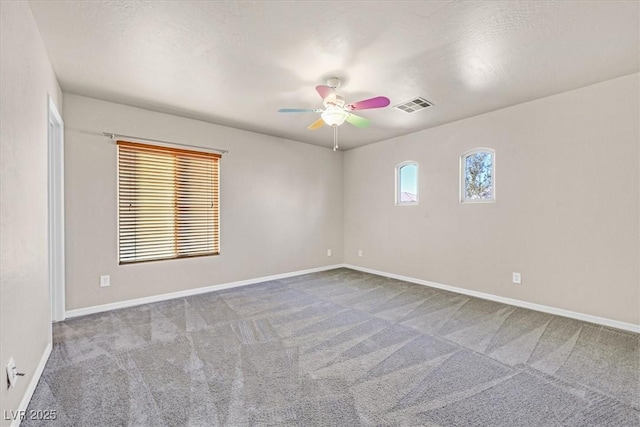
xmin=64 ymin=262 xmax=639 ymax=334
xmin=344 ymin=264 xmax=640 ymax=334
xmin=11 ymin=342 xmax=52 ymax=427
xmin=65 ymin=264 xmax=344 ymax=319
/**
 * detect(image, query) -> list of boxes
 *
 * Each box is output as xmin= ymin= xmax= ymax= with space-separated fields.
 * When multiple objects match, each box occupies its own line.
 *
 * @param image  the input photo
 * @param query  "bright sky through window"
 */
xmin=397 ymin=162 xmax=418 ymax=205
xmin=400 ymin=164 xmax=417 ymax=195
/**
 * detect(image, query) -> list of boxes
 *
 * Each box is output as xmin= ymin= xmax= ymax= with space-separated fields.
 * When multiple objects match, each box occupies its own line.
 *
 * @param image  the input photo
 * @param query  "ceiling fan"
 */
xmin=278 ymin=77 xmax=390 ymax=151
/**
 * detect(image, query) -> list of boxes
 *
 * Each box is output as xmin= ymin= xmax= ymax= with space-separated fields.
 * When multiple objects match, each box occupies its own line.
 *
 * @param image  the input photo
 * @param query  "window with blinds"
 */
xmin=117 ymin=141 xmax=220 ymax=264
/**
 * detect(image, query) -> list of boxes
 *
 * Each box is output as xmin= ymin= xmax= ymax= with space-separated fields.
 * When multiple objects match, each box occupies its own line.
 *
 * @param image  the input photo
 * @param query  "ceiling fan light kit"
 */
xmin=278 ymin=77 xmax=390 ymax=151
xmin=321 ymin=96 xmax=349 ymax=127
xmin=321 ymin=107 xmax=348 ymax=126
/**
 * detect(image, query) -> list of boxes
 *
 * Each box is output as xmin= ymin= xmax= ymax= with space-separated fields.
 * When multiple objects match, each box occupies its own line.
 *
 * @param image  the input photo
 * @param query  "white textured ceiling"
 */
xmin=29 ymin=1 xmax=639 ymax=150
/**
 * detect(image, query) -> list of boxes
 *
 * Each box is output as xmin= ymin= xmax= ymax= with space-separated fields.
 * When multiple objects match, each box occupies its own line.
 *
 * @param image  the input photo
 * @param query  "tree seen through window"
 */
xmin=462 ymin=150 xmax=494 ymax=202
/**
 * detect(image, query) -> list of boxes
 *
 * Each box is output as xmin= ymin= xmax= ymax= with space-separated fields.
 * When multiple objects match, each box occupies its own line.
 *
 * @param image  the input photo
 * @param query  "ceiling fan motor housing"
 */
xmin=326 ymin=77 xmax=341 ymax=89
xmin=323 ymin=94 xmax=345 ymax=108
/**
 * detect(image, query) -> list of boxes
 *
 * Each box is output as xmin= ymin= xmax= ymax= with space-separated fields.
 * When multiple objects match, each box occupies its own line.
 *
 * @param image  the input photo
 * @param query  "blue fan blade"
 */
xmin=278 ymin=108 xmax=320 ymax=113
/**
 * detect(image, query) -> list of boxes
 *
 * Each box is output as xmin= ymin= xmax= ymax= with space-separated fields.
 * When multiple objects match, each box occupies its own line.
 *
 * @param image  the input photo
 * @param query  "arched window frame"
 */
xmin=460 ymin=148 xmax=495 ymax=203
xmin=395 ymin=161 xmax=419 ymax=206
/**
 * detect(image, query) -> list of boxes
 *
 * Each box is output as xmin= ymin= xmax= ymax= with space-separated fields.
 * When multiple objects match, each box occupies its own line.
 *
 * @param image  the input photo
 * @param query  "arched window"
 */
xmin=460 ymin=148 xmax=495 ymax=203
xmin=396 ymin=161 xmax=418 ymax=205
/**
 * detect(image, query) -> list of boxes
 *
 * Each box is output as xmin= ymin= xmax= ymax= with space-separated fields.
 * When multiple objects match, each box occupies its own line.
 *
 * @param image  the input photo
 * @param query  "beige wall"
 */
xmin=63 ymin=94 xmax=343 ymax=310
xmin=344 ymin=74 xmax=640 ymax=325
xmin=1 ymin=5 xmax=635 ymax=422
xmin=0 ymin=1 xmax=62 ymax=423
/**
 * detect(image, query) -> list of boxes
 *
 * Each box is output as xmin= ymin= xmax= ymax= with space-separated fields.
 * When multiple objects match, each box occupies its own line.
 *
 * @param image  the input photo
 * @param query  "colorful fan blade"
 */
xmin=308 ymin=118 xmax=325 ymax=130
xmin=278 ymin=108 xmax=321 ymax=113
xmin=345 ymin=114 xmax=370 ymax=128
xmin=347 ymin=96 xmax=391 ymax=110
xmin=316 ymin=85 xmax=335 ymax=99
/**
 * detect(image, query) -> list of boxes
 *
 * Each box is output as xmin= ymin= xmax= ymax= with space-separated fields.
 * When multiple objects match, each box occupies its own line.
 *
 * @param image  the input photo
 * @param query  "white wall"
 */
xmin=0 ymin=1 xmax=62 ymax=423
xmin=63 ymin=94 xmax=343 ymax=310
xmin=344 ymin=73 xmax=639 ymax=325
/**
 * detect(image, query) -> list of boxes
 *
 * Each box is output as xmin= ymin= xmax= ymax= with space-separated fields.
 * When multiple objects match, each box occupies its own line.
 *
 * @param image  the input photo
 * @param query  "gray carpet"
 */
xmin=25 ymin=268 xmax=639 ymax=426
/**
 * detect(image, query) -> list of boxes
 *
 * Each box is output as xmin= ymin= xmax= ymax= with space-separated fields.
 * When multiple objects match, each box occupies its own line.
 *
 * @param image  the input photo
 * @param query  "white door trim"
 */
xmin=48 ymin=95 xmax=65 ymax=322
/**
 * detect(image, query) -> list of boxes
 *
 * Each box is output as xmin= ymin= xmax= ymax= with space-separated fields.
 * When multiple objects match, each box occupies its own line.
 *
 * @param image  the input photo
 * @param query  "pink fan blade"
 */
xmin=347 ymin=96 xmax=390 ymax=110
xmin=345 ymin=114 xmax=370 ymax=128
xmin=316 ymin=85 xmax=335 ymax=99
xmin=307 ymin=118 xmax=325 ymax=130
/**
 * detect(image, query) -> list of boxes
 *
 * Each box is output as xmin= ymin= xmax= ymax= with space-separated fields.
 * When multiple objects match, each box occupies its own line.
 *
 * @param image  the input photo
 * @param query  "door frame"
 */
xmin=48 ymin=95 xmax=65 ymax=322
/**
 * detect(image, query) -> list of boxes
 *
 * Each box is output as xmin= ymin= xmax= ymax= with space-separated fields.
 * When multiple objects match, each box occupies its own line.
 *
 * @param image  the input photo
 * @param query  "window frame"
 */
xmin=117 ymin=140 xmax=221 ymax=264
xmin=395 ymin=160 xmax=419 ymax=206
xmin=460 ymin=148 xmax=495 ymax=204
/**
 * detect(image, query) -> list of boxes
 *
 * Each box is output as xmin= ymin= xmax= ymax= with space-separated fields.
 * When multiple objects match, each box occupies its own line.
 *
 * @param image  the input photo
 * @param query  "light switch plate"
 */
xmin=6 ymin=357 xmax=17 ymax=388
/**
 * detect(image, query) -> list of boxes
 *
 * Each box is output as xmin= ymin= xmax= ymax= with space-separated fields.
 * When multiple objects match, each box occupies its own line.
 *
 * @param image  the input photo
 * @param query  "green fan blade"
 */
xmin=346 ymin=114 xmax=370 ymax=128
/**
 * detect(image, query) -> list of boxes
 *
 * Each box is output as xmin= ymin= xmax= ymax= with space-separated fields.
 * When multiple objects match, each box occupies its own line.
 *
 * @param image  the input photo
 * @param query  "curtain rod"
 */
xmin=102 ymin=132 xmax=229 ymax=154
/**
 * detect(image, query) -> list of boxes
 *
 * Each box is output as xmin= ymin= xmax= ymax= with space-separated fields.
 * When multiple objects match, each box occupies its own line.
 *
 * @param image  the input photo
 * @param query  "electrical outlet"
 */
xmin=327 ymin=249 xmax=332 ymax=257
xmin=358 ymin=249 xmax=363 ymax=257
xmin=512 ymin=272 xmax=522 ymax=284
xmin=6 ymin=357 xmax=17 ymax=388
xmin=100 ymin=275 xmax=110 ymax=287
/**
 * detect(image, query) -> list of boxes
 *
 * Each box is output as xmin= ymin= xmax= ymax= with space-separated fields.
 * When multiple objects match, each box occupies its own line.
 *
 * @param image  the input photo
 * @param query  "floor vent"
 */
xmin=394 ymin=97 xmax=433 ymax=113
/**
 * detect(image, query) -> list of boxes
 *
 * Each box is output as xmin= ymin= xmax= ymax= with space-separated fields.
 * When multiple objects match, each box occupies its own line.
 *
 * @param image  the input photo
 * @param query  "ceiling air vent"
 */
xmin=394 ymin=97 xmax=433 ymax=113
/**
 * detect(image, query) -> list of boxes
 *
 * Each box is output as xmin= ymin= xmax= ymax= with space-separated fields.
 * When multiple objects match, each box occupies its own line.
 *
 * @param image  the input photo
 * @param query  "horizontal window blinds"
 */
xmin=118 ymin=141 xmax=220 ymax=264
